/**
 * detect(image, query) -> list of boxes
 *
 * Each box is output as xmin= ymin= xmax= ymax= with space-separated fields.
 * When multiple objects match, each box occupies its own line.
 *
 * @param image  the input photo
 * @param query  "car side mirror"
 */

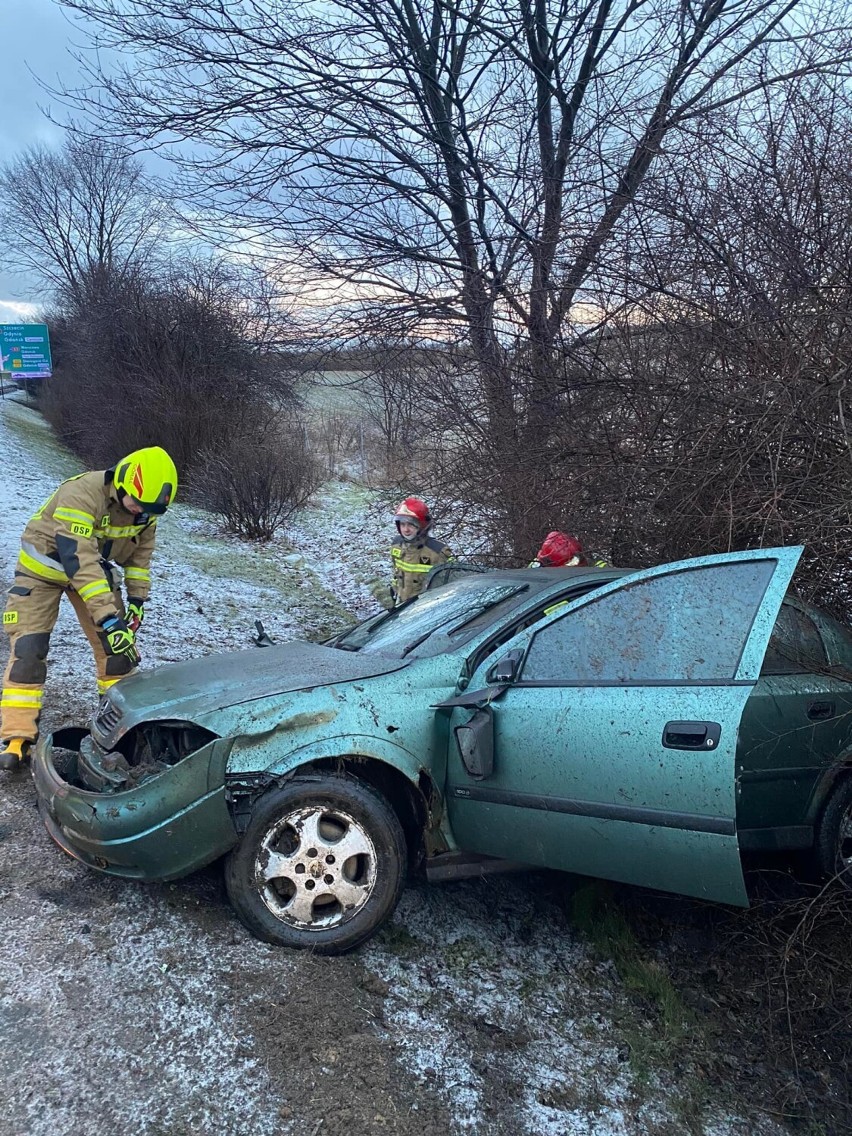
xmin=487 ymin=648 xmax=524 ymax=684
xmin=454 ymin=707 xmax=494 ymax=780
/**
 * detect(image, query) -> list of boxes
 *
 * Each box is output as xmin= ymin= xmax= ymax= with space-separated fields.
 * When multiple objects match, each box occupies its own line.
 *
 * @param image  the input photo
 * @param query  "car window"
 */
xmin=761 ymin=603 xmax=828 ymax=675
xmin=521 ymin=560 xmax=776 ymax=683
xmin=813 ymin=608 xmax=852 ymax=673
xmin=335 ymin=579 xmax=529 ymax=658
xmin=468 ymin=579 xmax=617 ymax=670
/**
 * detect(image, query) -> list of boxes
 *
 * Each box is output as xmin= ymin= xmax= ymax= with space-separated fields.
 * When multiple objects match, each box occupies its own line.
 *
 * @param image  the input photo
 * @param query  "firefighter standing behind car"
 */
xmin=0 ymin=446 xmax=178 ymax=772
xmin=390 ymin=497 xmax=453 ymax=605
xmin=531 ymin=531 xmax=610 ymax=568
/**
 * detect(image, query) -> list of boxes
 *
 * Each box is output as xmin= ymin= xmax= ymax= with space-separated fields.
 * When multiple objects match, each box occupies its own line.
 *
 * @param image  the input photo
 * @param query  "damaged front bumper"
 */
xmin=32 ymin=728 xmax=240 ymax=880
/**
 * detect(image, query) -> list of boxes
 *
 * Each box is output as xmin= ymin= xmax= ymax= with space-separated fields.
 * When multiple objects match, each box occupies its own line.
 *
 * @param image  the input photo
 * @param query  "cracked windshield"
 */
xmin=334 ymin=580 xmax=528 ymax=657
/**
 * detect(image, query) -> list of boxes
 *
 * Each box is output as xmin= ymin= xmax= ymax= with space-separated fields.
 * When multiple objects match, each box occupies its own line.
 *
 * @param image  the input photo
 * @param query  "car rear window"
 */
xmin=761 ymin=603 xmax=828 ymax=675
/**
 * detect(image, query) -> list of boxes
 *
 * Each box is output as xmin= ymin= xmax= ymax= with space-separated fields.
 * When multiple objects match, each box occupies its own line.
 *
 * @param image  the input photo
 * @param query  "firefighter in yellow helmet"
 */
xmin=390 ymin=496 xmax=453 ymax=605
xmin=0 ymin=446 xmax=178 ymax=771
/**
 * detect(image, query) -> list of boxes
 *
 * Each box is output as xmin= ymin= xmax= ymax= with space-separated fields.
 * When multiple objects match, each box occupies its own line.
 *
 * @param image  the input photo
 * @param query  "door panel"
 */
xmin=446 ymin=548 xmax=803 ymax=906
xmin=737 ymin=676 xmax=852 ymax=836
xmin=738 ymin=601 xmax=852 ymax=839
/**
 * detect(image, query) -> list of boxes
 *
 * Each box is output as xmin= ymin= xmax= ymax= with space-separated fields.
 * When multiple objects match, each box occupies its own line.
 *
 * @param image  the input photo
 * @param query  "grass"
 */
xmin=2 ymin=399 xmax=81 ymax=482
xmin=571 ymin=882 xmax=694 ymax=1043
xmin=375 ymin=921 xmax=422 ymax=955
xmin=170 ymin=528 xmax=354 ymax=636
xmin=441 ymin=934 xmax=491 ymax=974
xmin=570 ymin=882 xmax=710 ymax=1129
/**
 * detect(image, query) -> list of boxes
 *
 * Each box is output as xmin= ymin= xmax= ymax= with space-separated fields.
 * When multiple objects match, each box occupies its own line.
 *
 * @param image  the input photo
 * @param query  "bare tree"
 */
xmin=55 ymin=0 xmax=852 ymax=551
xmin=0 ymin=138 xmax=164 ymax=304
xmin=432 ymin=79 xmax=852 ymax=610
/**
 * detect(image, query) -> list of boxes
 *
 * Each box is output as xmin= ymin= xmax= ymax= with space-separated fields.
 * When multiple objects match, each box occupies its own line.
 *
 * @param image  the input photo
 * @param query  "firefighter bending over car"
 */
xmin=531 ymin=531 xmax=610 ymax=568
xmin=390 ymin=496 xmax=453 ymax=605
xmin=0 ymin=446 xmax=178 ymax=772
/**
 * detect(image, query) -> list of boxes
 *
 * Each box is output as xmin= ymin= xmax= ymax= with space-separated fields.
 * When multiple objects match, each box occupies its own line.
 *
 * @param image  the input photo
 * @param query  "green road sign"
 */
xmin=0 ymin=323 xmax=52 ymax=378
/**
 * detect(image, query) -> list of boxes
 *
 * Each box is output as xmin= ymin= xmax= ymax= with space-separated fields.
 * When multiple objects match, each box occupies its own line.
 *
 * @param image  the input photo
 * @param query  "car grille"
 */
xmin=94 ymin=698 xmax=121 ymax=737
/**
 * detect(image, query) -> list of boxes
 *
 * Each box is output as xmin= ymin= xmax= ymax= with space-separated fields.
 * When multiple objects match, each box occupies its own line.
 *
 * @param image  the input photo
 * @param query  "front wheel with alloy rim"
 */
xmin=814 ymin=775 xmax=852 ymax=892
xmin=224 ymin=774 xmax=407 ymax=953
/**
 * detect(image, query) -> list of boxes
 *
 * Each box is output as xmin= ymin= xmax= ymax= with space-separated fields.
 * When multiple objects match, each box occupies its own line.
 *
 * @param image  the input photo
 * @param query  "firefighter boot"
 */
xmin=0 ymin=738 xmax=31 ymax=772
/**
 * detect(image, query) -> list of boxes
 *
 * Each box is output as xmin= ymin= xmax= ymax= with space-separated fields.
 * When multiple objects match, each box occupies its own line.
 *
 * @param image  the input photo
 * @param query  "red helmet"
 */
xmin=535 ymin=531 xmax=586 ymax=567
xmin=394 ymin=496 xmax=431 ymax=533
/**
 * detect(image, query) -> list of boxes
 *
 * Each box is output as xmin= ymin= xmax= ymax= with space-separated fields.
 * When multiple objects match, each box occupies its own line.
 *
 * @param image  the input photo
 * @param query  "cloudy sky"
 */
xmin=0 ymin=0 xmax=96 ymax=321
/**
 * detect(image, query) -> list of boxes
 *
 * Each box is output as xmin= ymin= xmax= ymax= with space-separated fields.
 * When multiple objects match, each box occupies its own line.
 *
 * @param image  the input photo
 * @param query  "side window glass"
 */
xmin=522 ymin=560 xmax=775 ymax=683
xmin=761 ymin=604 xmax=827 ymax=674
xmin=812 ymin=609 xmax=852 ymax=673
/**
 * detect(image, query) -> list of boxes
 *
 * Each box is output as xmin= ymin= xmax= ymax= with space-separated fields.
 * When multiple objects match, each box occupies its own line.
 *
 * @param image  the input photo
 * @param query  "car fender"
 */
xmin=224 ymin=732 xmax=445 ymax=852
xmin=256 ymin=732 xmax=426 ymax=782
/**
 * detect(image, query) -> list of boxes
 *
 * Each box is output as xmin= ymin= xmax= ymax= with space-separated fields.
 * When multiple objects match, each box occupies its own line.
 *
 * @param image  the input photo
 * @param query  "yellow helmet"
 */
xmin=113 ymin=446 xmax=178 ymax=515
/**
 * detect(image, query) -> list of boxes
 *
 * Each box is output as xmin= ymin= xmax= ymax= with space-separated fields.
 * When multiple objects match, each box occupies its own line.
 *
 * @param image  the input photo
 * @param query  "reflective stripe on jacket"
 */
xmin=17 ymin=470 xmax=157 ymax=623
xmin=391 ymin=534 xmax=453 ymax=605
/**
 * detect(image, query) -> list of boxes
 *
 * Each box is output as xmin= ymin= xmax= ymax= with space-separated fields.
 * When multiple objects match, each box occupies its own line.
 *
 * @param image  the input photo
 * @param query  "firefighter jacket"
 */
xmin=391 ymin=533 xmax=453 ymax=604
xmin=16 ymin=471 xmax=158 ymax=625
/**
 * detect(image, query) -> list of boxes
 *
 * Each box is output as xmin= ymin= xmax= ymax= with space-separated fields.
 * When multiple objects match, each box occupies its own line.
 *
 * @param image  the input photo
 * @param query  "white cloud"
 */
xmin=0 ymin=300 xmax=39 ymax=322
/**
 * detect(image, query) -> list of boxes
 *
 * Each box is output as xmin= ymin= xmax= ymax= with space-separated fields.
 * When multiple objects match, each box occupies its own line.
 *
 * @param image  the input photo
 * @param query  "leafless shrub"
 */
xmin=197 ymin=418 xmax=321 ymax=540
xmin=40 ymin=258 xmax=298 ymax=497
xmin=666 ymin=881 xmax=852 ymax=1132
xmin=310 ymin=411 xmax=360 ymax=477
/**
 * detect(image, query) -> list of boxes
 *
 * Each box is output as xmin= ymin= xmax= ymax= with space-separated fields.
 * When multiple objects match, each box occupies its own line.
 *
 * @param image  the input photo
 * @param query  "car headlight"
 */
xmin=92 ymin=695 xmax=122 ymax=745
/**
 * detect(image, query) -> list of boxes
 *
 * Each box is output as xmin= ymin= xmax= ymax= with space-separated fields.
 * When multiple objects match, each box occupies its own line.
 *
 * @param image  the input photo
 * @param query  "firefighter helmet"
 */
xmin=394 ymin=496 xmax=431 ymax=536
xmin=535 ymin=531 xmax=586 ymax=567
xmin=113 ymin=446 xmax=178 ymax=515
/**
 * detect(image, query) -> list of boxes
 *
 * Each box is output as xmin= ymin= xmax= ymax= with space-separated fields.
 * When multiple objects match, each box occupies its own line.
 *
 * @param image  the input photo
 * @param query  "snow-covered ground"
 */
xmin=0 ymin=398 xmax=785 ymax=1136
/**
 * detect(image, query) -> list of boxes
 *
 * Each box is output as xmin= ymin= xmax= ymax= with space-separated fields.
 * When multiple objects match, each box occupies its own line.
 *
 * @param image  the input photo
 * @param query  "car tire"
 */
xmin=224 ymin=773 xmax=407 ymax=954
xmin=814 ymin=774 xmax=852 ymax=892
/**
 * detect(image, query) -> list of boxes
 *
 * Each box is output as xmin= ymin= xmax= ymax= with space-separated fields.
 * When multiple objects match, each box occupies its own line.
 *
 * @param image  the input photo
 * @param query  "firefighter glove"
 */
xmin=98 ymin=615 xmax=140 ymax=665
xmin=126 ymin=598 xmax=145 ymax=634
xmin=369 ymin=579 xmax=395 ymax=611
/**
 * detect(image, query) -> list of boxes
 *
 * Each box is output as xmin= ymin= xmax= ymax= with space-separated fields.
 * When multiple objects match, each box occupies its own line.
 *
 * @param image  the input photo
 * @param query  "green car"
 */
xmin=32 ymin=547 xmax=852 ymax=953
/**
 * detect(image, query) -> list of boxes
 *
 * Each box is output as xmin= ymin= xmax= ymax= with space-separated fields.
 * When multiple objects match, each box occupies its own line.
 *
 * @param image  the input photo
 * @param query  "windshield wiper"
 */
xmin=399 ymin=629 xmax=435 ymax=658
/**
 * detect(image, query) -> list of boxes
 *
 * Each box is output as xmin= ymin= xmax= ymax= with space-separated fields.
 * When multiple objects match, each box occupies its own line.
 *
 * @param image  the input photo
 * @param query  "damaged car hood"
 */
xmin=105 ymin=641 xmax=410 ymax=727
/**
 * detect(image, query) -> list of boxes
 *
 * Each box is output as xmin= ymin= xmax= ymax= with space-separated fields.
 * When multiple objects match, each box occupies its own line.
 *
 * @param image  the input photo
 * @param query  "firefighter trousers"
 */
xmin=1 ymin=571 xmax=135 ymax=742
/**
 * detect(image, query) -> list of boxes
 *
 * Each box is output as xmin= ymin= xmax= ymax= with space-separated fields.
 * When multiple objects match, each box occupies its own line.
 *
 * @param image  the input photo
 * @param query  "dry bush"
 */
xmin=40 ymin=260 xmax=297 ymax=498
xmin=625 ymin=878 xmax=852 ymax=1133
xmin=310 ymin=410 xmax=361 ymax=477
xmin=197 ymin=419 xmax=320 ymax=540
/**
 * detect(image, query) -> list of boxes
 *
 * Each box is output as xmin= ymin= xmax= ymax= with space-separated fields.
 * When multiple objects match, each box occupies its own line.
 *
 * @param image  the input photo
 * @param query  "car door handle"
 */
xmin=808 ymin=700 xmax=835 ymax=721
xmin=662 ymin=721 xmax=722 ymax=750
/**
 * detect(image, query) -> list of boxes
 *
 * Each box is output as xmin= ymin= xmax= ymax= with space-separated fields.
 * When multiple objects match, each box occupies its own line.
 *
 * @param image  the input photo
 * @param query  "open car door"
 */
xmin=444 ymin=548 xmax=802 ymax=906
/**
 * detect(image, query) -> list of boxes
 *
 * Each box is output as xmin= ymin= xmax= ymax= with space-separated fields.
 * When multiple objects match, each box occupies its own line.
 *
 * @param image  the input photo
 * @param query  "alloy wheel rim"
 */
xmin=256 ymin=805 xmax=378 ymax=930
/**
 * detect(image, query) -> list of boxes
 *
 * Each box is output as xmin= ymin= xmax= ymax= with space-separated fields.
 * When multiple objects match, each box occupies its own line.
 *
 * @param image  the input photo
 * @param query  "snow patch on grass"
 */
xmin=365 ymin=880 xmax=785 ymax=1136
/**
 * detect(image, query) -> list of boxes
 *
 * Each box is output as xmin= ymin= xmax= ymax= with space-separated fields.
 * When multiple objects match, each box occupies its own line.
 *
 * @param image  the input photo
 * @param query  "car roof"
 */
xmin=425 ymin=564 xmax=634 ymax=592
